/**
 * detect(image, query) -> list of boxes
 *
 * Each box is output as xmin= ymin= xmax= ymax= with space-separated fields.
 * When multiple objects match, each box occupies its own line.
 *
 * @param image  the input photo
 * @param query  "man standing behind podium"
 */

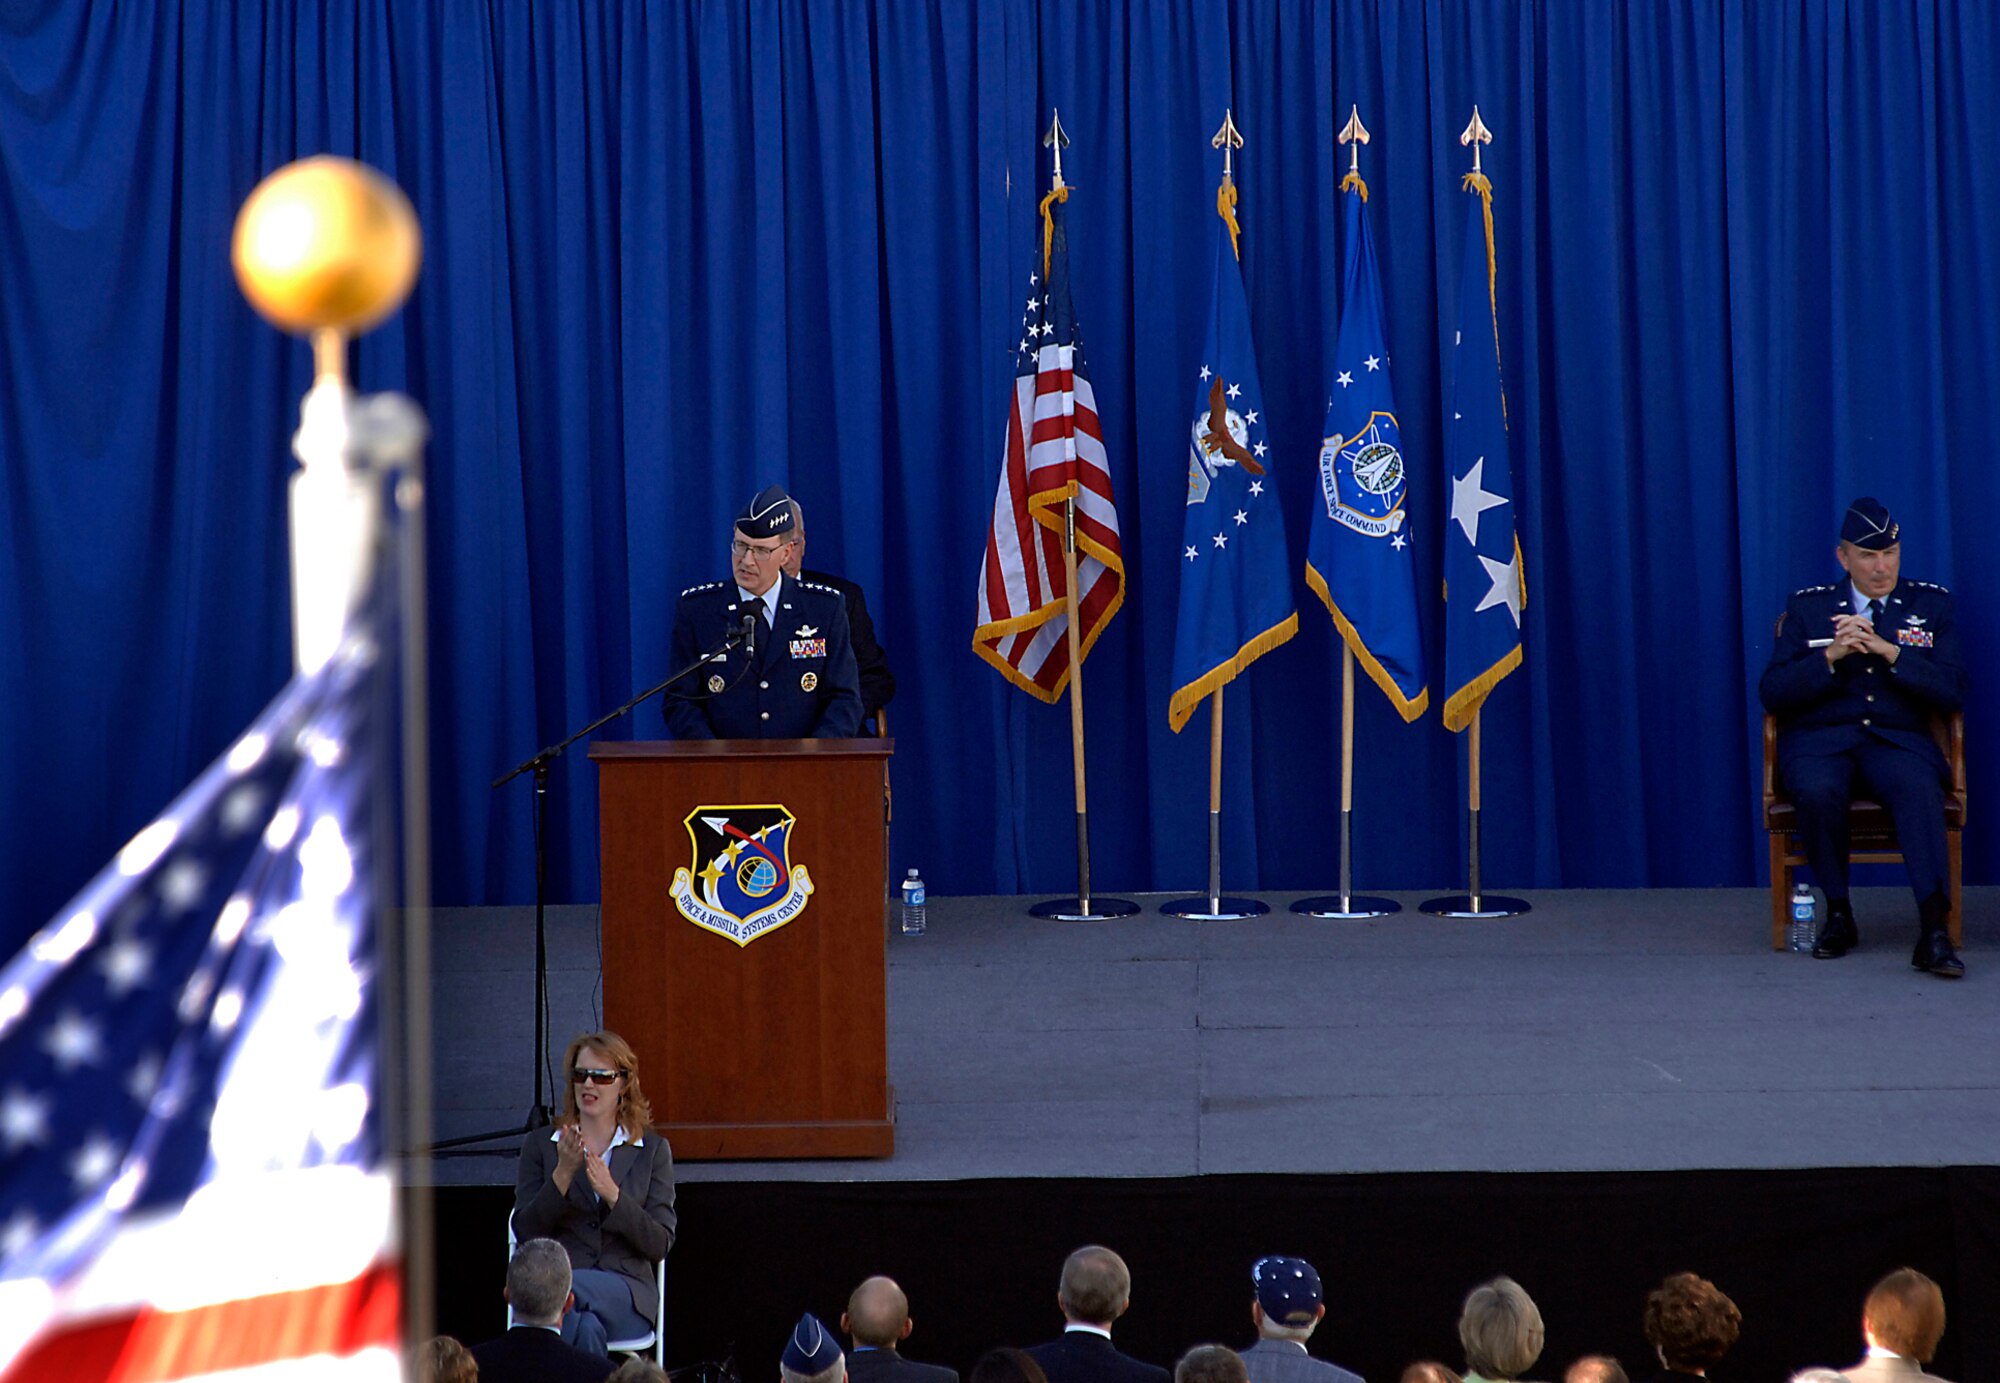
xmin=666 ymin=484 xmax=862 ymax=740
xmin=783 ymin=498 xmax=897 ymax=729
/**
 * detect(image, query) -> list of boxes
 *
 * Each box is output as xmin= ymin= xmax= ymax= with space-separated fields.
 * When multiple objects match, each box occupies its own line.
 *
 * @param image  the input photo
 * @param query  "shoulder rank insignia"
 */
xmin=681 ymin=580 xmax=726 ymax=597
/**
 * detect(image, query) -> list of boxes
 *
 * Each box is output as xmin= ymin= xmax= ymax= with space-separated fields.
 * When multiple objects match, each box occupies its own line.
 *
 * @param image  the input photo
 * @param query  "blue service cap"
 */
xmin=737 ymin=484 xmax=798 ymax=542
xmin=1253 ymin=1255 xmax=1322 ymax=1325
xmin=1840 ymin=496 xmax=1898 ymax=550
xmin=782 ymin=1313 xmax=844 ymax=1376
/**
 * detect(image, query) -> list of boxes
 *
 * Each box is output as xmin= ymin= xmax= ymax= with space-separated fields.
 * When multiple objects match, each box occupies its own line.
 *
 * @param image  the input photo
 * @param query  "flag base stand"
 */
xmin=1418 ymin=893 xmax=1530 ymax=919
xmin=1291 ymin=895 xmax=1400 ymax=919
xmin=1160 ymin=895 xmax=1268 ymax=921
xmin=1028 ymin=896 xmax=1141 ymax=921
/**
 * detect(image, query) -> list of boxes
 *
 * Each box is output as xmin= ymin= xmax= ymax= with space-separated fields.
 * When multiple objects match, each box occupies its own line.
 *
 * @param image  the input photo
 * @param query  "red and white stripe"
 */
xmin=973 ymin=342 xmax=1125 ymax=700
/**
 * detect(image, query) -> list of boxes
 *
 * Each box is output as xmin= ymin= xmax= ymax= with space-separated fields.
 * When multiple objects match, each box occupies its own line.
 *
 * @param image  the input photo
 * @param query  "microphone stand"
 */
xmin=428 ymin=615 xmax=757 ymax=1152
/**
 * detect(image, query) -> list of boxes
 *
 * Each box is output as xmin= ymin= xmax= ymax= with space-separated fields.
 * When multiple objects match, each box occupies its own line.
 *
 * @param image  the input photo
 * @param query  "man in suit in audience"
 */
xmin=1178 ymin=1347 xmax=1250 ymax=1383
xmin=1239 ymin=1256 xmax=1364 ymax=1383
xmin=785 ymin=1313 xmax=850 ymax=1383
xmin=1564 ymin=1358 xmax=1628 ymax=1383
xmin=1028 ymin=1245 xmax=1172 ymax=1383
xmin=783 ymin=498 xmax=896 ymax=731
xmin=472 ymin=1238 xmax=615 ymax=1383
xmin=842 ymin=1275 xmax=959 ymax=1383
xmin=1759 ymin=496 xmax=1965 ymax=976
xmin=1840 ymin=1268 xmax=1952 ymax=1383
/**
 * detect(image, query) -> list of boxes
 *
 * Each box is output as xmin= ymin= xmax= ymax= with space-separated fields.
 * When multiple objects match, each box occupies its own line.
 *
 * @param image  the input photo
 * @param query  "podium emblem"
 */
xmin=669 ymin=804 xmax=815 ymax=946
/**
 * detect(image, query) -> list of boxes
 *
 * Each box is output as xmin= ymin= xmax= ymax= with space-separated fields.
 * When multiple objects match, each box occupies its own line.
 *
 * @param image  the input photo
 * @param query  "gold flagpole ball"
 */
xmin=232 ymin=156 xmax=421 ymax=336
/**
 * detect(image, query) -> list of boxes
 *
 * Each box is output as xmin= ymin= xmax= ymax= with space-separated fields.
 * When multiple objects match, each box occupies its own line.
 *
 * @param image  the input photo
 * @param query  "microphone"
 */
xmin=739 ymin=611 xmax=759 ymax=659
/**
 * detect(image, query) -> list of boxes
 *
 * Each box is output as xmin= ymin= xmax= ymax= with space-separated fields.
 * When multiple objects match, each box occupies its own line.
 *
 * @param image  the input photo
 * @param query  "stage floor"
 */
xmin=416 ymin=886 xmax=1997 ymax=1185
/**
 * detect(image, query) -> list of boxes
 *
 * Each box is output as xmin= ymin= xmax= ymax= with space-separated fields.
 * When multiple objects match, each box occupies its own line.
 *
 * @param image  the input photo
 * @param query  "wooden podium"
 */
xmin=590 ymin=738 xmax=895 ymax=1159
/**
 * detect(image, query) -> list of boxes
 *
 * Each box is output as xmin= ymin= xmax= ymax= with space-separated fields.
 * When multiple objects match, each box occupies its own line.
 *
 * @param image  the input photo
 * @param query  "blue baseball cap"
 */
xmin=1253 ymin=1255 xmax=1322 ymax=1325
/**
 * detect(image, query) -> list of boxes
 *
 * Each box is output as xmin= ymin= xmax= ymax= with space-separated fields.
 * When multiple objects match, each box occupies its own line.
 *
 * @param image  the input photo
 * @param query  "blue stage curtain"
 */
xmin=4 ymin=1 xmax=1995 ymax=944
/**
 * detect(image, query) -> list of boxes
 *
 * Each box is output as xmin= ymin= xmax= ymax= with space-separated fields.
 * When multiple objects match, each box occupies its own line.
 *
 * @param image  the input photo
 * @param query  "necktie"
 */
xmin=1868 ymin=598 xmax=1883 ymax=626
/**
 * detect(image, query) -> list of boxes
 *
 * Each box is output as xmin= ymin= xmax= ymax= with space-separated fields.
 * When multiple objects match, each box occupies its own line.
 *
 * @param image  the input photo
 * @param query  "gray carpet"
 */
xmin=412 ymin=886 xmax=1998 ymax=1185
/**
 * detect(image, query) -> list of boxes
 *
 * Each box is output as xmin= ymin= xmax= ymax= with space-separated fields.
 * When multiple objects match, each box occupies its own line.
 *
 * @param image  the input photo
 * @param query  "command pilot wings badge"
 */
xmin=669 ymin=804 xmax=814 ymax=946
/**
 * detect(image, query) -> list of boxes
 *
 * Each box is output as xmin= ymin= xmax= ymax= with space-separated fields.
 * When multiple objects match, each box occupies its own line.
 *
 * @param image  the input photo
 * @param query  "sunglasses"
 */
xmin=572 ymin=1068 xmax=621 ymax=1086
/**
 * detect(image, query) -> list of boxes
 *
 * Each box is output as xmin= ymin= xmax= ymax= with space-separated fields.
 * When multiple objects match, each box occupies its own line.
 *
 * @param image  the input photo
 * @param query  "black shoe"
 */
xmin=1813 ymin=904 xmax=1858 ymax=959
xmin=1912 ymin=929 xmax=1965 ymax=979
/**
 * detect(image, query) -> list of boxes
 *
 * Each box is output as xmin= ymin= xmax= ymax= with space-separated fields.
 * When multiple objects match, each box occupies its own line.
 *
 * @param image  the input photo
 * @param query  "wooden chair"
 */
xmin=1762 ymin=711 xmax=1965 ymax=950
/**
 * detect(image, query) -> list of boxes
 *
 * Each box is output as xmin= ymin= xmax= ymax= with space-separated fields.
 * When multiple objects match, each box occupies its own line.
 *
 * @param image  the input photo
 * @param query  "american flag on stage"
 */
xmin=973 ymin=188 xmax=1126 ymax=701
xmin=0 ymin=611 xmax=400 ymax=1380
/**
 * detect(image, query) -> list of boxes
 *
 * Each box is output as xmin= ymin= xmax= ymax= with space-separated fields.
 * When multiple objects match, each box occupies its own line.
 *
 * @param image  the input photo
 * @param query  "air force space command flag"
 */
xmin=1305 ymin=181 xmax=1427 ymax=722
xmin=1440 ymin=175 xmax=1525 ymax=733
xmin=1168 ymin=178 xmax=1298 ymax=733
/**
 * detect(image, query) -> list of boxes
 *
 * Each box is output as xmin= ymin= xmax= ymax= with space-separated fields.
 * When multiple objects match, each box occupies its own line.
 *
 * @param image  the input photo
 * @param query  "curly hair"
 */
xmin=560 ymin=1030 xmax=654 ymax=1138
xmin=1642 ymin=1273 xmax=1741 ymax=1371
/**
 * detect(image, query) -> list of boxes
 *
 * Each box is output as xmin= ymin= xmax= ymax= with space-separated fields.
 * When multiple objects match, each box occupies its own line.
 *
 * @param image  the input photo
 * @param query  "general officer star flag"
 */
xmin=0 ymin=570 xmax=400 ymax=1380
xmin=1305 ymin=176 xmax=1428 ymax=722
xmin=1168 ymin=172 xmax=1297 ymax=733
xmin=1440 ymin=171 xmax=1525 ymax=733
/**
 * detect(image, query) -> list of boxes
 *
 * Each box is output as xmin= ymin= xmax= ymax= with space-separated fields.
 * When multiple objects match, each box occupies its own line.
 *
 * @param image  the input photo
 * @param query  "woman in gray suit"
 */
xmin=513 ymin=1030 xmax=677 ymax=1355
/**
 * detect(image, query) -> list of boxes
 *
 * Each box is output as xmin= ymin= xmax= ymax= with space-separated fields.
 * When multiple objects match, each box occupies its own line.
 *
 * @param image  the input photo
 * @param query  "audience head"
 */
xmin=1457 ymin=1276 xmax=1545 ymax=1381
xmin=843 ymin=1275 xmax=914 ymax=1348
xmin=782 ymin=1312 xmax=846 ymax=1383
xmin=1251 ymin=1256 xmax=1326 ymax=1341
xmin=1861 ymin=1267 xmax=1946 ymax=1363
xmin=1174 ymin=1346 xmax=1248 ymax=1383
xmin=1399 ymin=1365 xmax=1462 ymax=1383
xmin=416 ymin=1335 xmax=477 ymax=1383
xmin=970 ymin=1348 xmax=1050 ymax=1383
xmin=1058 ymin=1245 xmax=1133 ymax=1327
xmin=505 ymin=1238 xmax=573 ymax=1328
xmin=560 ymin=1030 xmax=653 ymax=1137
xmin=1563 ymin=1357 xmax=1626 ymax=1383
xmin=1641 ymin=1272 xmax=1740 ymax=1373
xmin=608 ymin=1363 xmax=670 ymax=1383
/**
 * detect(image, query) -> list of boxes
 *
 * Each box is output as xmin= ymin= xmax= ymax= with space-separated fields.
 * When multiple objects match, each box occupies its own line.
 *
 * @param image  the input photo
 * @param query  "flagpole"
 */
xmin=1027 ymin=108 xmax=1138 ymax=923
xmin=1162 ymin=685 xmax=1268 ymax=920
xmin=234 ymin=156 xmax=437 ymax=1340
xmin=1294 ymin=643 xmax=1401 ymax=918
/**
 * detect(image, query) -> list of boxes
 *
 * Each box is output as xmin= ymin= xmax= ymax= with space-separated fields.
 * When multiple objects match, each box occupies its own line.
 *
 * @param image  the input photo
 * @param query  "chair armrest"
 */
xmin=1762 ymin=714 xmax=1778 ymax=804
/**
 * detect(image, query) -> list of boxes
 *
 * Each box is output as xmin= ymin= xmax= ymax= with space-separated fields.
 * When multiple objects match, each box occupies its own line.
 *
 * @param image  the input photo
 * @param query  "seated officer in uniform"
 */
xmin=665 ymin=484 xmax=862 ymax=740
xmin=782 ymin=498 xmax=897 ymax=729
xmin=1758 ymin=497 xmax=1965 ymax=977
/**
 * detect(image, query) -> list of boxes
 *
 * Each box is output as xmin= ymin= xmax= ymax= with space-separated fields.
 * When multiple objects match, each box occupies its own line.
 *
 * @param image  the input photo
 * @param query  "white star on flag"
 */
xmin=1213 ymin=533 xmax=1229 ymax=549
xmin=98 ymin=938 xmax=151 ymax=996
xmin=2 ymin=1089 xmax=51 ymax=1150
xmin=1337 ymin=371 xmax=1353 ymax=388
xmin=67 ymin=1134 xmax=120 ymax=1192
xmin=1245 ymin=410 xmax=1258 ymax=423
xmin=1225 ymin=382 xmax=1241 ymax=399
xmin=1233 ymin=510 xmax=1248 ymax=525
xmin=1364 ymin=354 xmax=1381 ymax=371
xmin=1475 ymin=552 xmax=1525 ymax=627
xmin=1450 ymin=456 xmax=1509 ymax=545
xmin=42 ymin=1011 xmax=103 ymax=1071
xmin=1199 ymin=364 xmax=1212 ymax=380
xmin=1185 ymin=545 xmax=1198 ymax=562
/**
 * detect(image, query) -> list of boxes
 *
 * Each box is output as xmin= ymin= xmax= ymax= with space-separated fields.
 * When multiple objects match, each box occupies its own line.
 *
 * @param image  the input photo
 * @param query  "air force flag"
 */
xmin=1168 ymin=181 xmax=1298 ymax=733
xmin=1440 ymin=176 xmax=1525 ymax=733
xmin=1305 ymin=183 xmax=1427 ymax=722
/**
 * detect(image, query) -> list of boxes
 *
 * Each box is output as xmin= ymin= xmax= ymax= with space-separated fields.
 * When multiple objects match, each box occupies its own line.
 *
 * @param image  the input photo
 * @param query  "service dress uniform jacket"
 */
xmin=471 ymin=1327 xmax=616 ymax=1383
xmin=512 ymin=1126 xmax=677 ymax=1329
xmin=665 ymin=573 xmax=863 ymax=739
xmin=801 ymin=566 xmax=896 ymax=723
xmin=847 ymin=1349 xmax=961 ymax=1383
xmin=1759 ymin=578 xmax=1965 ymax=782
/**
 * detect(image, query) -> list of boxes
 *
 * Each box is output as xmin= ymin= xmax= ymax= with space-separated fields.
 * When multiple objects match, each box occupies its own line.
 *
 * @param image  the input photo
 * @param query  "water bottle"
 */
xmin=1788 ymin=883 xmax=1816 ymax=953
xmin=900 ymin=868 xmax=927 ymax=936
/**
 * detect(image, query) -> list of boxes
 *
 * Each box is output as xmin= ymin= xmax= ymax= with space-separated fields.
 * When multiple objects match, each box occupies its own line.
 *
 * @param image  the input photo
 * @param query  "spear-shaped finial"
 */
xmin=1211 ymin=108 xmax=1243 ymax=183
xmin=1338 ymin=105 xmax=1371 ymax=199
xmin=1459 ymin=106 xmax=1493 ymax=193
xmin=1043 ymin=108 xmax=1071 ymax=191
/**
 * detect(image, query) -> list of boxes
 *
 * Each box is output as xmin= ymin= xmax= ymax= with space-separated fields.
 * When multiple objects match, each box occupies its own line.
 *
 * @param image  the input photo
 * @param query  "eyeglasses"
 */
xmin=730 ymin=539 xmax=793 ymax=561
xmin=572 ymin=1068 xmax=621 ymax=1086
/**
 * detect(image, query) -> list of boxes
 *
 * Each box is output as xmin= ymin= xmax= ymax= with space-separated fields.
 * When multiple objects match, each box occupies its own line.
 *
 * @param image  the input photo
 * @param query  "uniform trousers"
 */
xmin=1782 ymin=738 xmax=1947 ymax=905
